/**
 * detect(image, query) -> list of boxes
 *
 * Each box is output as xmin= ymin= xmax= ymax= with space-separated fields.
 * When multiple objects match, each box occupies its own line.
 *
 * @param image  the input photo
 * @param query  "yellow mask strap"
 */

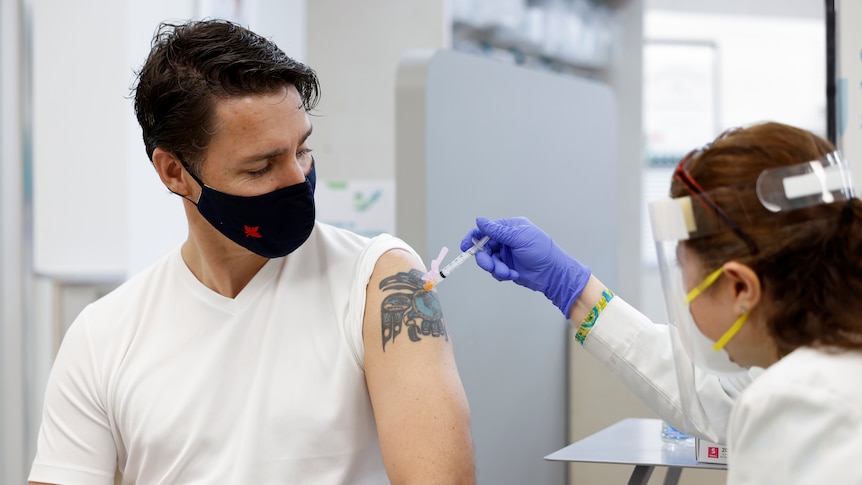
xmin=685 ymin=266 xmax=724 ymax=304
xmin=712 ymin=310 xmax=749 ymax=351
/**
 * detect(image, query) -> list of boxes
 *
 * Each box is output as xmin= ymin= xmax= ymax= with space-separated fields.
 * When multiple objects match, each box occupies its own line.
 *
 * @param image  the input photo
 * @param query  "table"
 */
xmin=544 ymin=418 xmax=726 ymax=485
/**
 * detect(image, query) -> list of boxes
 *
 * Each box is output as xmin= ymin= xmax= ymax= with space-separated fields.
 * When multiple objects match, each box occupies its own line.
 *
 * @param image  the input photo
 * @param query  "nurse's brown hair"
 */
xmin=671 ymin=121 xmax=862 ymax=357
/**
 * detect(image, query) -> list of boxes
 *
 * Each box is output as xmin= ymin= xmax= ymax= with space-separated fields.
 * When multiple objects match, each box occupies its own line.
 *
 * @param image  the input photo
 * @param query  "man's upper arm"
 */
xmin=363 ymin=248 xmax=476 ymax=485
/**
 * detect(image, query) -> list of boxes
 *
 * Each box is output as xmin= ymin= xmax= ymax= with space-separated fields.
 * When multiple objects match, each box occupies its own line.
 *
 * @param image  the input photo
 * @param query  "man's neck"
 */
xmin=179 ymin=200 xmax=270 ymax=298
xmin=181 ymin=235 xmax=269 ymax=299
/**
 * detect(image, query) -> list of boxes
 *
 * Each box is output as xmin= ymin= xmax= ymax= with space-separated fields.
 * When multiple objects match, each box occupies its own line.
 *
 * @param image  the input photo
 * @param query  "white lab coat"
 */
xmin=584 ymin=297 xmax=862 ymax=484
xmin=581 ymin=295 xmax=757 ymax=444
xmin=725 ymin=346 xmax=862 ymax=484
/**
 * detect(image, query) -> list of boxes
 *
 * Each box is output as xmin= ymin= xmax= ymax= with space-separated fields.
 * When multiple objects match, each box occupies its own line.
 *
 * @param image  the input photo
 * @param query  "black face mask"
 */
xmin=183 ymin=164 xmax=316 ymax=258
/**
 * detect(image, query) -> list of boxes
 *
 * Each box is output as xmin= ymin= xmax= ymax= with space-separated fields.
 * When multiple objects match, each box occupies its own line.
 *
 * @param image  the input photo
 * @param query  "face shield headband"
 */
xmin=658 ymin=150 xmax=855 ymax=247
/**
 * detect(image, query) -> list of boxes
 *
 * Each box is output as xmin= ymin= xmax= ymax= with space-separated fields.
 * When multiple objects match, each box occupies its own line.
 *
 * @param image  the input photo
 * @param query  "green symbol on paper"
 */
xmin=353 ymin=190 xmax=382 ymax=212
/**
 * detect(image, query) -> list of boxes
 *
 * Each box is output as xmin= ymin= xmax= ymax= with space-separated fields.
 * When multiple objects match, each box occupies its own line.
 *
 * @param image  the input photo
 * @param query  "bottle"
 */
xmin=661 ymin=421 xmax=693 ymax=442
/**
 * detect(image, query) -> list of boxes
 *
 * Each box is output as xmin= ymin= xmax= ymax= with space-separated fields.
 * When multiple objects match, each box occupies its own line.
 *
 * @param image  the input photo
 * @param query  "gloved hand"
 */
xmin=461 ymin=217 xmax=591 ymax=317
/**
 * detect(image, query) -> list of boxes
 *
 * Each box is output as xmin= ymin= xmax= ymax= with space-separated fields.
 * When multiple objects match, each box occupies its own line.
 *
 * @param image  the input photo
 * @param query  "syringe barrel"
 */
xmin=439 ymin=236 xmax=489 ymax=278
xmin=439 ymin=252 xmax=471 ymax=277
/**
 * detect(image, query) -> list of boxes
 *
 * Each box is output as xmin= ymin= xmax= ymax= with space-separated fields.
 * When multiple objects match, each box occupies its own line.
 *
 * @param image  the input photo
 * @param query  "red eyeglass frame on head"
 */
xmin=671 ymin=127 xmax=760 ymax=255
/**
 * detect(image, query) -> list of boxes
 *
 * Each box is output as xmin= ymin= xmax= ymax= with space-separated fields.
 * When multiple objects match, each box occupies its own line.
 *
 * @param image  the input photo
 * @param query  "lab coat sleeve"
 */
xmin=581 ymin=296 xmax=755 ymax=444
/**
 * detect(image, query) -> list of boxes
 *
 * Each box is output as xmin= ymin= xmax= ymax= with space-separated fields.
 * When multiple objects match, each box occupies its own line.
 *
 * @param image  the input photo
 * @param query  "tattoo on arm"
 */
xmin=378 ymin=269 xmax=448 ymax=351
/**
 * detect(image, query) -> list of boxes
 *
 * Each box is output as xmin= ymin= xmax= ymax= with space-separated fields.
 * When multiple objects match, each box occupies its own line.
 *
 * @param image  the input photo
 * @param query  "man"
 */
xmin=29 ymin=19 xmax=475 ymax=484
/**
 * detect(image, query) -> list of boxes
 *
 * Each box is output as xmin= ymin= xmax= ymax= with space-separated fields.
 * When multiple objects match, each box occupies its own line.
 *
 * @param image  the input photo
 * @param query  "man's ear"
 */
xmin=721 ymin=261 xmax=761 ymax=315
xmin=152 ymin=147 xmax=193 ymax=198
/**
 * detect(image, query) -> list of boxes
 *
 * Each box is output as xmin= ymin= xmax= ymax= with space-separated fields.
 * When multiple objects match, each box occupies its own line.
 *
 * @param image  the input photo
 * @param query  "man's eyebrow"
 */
xmin=238 ymin=126 xmax=314 ymax=165
xmin=238 ymin=148 xmax=289 ymax=165
xmin=300 ymin=125 xmax=313 ymax=144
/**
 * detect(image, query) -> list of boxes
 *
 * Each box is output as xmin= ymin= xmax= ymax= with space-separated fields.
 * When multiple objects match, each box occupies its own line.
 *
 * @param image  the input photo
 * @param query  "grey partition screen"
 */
xmin=395 ymin=49 xmax=619 ymax=484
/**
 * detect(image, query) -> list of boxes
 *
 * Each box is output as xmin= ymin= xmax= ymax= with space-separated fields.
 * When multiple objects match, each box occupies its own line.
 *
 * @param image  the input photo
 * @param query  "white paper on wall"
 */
xmin=315 ymin=179 xmax=395 ymax=237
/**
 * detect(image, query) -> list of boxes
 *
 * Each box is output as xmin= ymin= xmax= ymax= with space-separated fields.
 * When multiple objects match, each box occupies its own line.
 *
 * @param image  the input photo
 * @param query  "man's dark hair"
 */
xmin=132 ymin=19 xmax=320 ymax=175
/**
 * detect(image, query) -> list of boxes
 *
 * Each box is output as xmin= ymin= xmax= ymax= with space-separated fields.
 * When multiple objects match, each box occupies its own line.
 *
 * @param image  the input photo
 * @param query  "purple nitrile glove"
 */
xmin=461 ymin=217 xmax=591 ymax=317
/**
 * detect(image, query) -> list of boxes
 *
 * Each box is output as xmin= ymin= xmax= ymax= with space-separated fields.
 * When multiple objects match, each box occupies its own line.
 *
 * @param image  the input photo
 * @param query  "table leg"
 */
xmin=627 ymin=465 xmax=654 ymax=485
xmin=663 ymin=467 xmax=682 ymax=485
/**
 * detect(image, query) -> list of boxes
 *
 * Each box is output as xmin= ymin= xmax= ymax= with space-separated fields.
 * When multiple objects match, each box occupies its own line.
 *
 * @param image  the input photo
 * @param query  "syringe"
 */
xmin=422 ymin=235 xmax=490 ymax=291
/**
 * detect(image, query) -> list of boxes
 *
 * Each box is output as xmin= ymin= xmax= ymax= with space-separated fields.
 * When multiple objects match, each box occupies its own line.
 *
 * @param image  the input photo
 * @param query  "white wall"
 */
xmin=306 ymin=0 xmax=448 ymax=183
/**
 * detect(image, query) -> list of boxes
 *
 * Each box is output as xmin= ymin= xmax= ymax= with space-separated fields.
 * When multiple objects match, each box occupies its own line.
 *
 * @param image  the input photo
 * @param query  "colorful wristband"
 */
xmin=574 ymin=288 xmax=614 ymax=345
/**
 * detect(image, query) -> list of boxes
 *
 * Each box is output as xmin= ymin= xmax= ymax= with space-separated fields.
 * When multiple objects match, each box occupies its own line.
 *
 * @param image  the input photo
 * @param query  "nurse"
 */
xmin=463 ymin=121 xmax=862 ymax=483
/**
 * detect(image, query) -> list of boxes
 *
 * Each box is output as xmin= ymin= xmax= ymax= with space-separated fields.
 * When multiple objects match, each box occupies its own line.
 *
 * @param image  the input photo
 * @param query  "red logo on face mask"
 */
xmin=244 ymin=225 xmax=262 ymax=238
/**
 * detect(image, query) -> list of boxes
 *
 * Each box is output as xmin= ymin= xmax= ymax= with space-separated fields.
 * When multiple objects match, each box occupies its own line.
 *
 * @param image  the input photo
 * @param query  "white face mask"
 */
xmin=680 ymin=266 xmax=749 ymax=376
xmin=677 ymin=307 xmax=748 ymax=375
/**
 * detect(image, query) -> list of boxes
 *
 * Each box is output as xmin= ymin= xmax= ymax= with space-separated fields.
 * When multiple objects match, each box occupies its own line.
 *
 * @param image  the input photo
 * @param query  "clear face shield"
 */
xmin=648 ymin=151 xmax=855 ymax=437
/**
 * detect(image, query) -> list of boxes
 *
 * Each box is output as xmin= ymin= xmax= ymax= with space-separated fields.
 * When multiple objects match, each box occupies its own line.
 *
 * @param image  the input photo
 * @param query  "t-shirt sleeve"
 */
xmin=29 ymin=306 xmax=118 ymax=485
xmin=343 ymin=234 xmax=419 ymax=370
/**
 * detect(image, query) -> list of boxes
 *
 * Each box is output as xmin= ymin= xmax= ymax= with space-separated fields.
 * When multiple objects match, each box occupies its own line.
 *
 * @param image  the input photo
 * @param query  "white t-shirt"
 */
xmin=29 ymin=222 xmax=415 ymax=485
xmin=726 ymin=346 xmax=862 ymax=484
